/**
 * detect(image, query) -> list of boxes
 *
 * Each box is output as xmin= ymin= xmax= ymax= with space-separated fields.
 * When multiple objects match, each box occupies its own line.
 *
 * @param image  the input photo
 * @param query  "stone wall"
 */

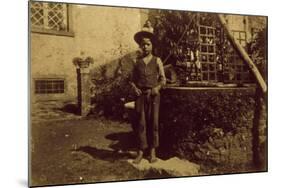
xmin=158 ymin=87 xmax=257 ymax=166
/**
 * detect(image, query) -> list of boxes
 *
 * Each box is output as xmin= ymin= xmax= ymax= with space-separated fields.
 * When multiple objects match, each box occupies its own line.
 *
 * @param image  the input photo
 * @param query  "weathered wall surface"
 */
xmin=226 ymin=15 xmax=267 ymax=42
xmin=31 ymin=5 xmax=142 ymax=102
xmin=225 ymin=15 xmax=247 ymax=31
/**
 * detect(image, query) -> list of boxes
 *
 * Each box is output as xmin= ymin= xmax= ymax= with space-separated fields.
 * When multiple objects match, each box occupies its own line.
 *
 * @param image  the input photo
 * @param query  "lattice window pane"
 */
xmin=31 ymin=2 xmax=44 ymax=27
xmin=47 ymin=3 xmax=67 ymax=31
xmin=30 ymin=2 xmax=68 ymax=32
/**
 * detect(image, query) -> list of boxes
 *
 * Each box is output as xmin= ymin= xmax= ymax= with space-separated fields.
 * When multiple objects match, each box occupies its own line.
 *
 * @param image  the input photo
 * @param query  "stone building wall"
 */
xmin=31 ymin=4 xmax=143 ymax=102
xmin=225 ymin=15 xmax=267 ymax=42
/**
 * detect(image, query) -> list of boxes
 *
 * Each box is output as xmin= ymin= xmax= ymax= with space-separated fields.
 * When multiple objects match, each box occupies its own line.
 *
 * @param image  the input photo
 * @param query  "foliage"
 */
xmin=153 ymin=11 xmax=198 ymax=63
xmin=89 ymin=12 xmax=266 ymax=120
xmin=90 ymin=60 xmax=135 ymax=120
xmin=152 ymin=12 xmax=267 ymax=84
xmin=153 ymin=12 xmax=219 ymax=63
xmin=248 ymin=28 xmax=267 ymax=79
xmin=159 ymin=88 xmax=256 ymax=164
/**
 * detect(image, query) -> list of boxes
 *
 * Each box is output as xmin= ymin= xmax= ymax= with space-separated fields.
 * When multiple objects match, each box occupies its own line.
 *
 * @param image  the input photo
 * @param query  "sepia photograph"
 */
xmin=29 ymin=1 xmax=267 ymax=187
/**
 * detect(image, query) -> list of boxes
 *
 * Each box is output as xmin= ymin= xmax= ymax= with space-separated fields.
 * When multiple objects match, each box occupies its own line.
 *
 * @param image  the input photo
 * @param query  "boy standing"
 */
xmin=130 ymin=27 xmax=166 ymax=164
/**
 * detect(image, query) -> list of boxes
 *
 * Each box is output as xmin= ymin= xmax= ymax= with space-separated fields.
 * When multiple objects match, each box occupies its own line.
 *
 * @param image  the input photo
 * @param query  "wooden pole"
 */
xmin=218 ymin=15 xmax=267 ymax=94
xmin=218 ymin=15 xmax=267 ymax=168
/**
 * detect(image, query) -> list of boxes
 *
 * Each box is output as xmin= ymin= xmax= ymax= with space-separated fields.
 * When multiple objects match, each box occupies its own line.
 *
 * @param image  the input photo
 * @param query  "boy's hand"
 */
xmin=134 ymin=87 xmax=142 ymax=96
xmin=151 ymin=86 xmax=160 ymax=96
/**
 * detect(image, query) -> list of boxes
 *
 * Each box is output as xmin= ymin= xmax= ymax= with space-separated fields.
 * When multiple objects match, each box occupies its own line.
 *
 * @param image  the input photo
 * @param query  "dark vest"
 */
xmin=134 ymin=56 xmax=159 ymax=88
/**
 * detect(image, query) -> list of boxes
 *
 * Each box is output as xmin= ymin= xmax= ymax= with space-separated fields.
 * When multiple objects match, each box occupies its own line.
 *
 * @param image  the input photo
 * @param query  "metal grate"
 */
xmin=31 ymin=2 xmax=68 ymax=31
xmin=35 ymin=79 xmax=64 ymax=94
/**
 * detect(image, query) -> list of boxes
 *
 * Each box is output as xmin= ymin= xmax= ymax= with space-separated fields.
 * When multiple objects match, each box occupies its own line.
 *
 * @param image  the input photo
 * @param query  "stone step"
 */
xmin=127 ymin=157 xmax=200 ymax=177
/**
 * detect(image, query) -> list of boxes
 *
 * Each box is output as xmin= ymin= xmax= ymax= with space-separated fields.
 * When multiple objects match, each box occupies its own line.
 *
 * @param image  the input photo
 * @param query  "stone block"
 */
xmin=127 ymin=157 xmax=200 ymax=177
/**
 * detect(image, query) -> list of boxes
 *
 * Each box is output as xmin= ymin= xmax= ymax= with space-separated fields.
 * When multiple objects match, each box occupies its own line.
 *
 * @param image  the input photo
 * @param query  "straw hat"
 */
xmin=134 ymin=26 xmax=155 ymax=45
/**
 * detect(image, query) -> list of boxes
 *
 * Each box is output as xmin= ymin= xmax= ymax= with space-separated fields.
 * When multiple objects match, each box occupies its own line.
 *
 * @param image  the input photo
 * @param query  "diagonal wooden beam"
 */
xmin=218 ymin=14 xmax=267 ymax=93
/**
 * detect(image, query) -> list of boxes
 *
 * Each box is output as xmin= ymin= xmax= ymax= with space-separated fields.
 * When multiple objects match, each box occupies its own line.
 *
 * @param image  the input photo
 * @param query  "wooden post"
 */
xmin=218 ymin=14 xmax=267 ymax=168
xmin=218 ymin=14 xmax=267 ymax=94
xmin=252 ymin=89 xmax=267 ymax=169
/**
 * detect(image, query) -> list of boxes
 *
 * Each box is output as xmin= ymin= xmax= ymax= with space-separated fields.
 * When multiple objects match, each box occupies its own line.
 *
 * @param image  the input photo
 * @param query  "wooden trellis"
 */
xmin=153 ymin=12 xmax=264 ymax=85
xmin=199 ymin=25 xmax=217 ymax=81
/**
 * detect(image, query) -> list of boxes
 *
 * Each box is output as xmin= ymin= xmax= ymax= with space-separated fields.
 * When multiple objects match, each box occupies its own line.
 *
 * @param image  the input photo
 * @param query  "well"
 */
xmin=158 ymin=86 xmax=258 ymax=166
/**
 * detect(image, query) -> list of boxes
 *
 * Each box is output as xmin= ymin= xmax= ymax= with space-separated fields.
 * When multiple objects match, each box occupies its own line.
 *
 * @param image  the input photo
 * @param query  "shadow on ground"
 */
xmin=31 ymin=117 xmax=178 ymax=187
xmin=76 ymin=146 xmax=133 ymax=162
xmin=106 ymin=131 xmax=137 ymax=151
xmin=76 ymin=129 xmax=175 ymax=163
xmin=75 ymin=145 xmax=174 ymax=180
xmin=56 ymin=103 xmax=80 ymax=115
xmin=75 ymin=129 xmax=139 ymax=162
xmin=105 ymin=130 xmax=174 ymax=160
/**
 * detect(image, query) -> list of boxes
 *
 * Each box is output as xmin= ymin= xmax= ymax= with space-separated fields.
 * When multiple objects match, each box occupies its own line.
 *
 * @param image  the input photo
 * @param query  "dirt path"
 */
xmin=30 ymin=117 xmax=173 ymax=187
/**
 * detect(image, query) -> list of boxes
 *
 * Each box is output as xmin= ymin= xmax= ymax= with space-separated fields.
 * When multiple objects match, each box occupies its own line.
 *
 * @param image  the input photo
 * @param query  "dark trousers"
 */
xmin=134 ymin=89 xmax=160 ymax=150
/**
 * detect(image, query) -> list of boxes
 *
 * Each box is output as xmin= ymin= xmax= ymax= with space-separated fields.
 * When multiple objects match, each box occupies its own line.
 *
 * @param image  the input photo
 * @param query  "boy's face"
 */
xmin=139 ymin=38 xmax=153 ymax=56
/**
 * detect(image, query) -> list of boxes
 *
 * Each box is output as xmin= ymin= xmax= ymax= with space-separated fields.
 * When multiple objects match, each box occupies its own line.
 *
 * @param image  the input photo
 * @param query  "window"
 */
xmin=35 ymin=79 xmax=65 ymax=94
xmin=232 ymin=30 xmax=247 ymax=47
xmin=30 ymin=2 xmax=73 ymax=36
xmin=199 ymin=25 xmax=217 ymax=81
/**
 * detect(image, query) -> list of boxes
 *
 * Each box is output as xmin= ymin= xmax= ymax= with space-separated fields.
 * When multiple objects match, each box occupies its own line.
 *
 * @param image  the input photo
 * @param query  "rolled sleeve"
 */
xmin=156 ymin=57 xmax=166 ymax=86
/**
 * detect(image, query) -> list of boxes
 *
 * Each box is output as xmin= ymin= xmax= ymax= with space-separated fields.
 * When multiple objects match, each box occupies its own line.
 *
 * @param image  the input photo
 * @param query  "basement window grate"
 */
xmin=35 ymin=79 xmax=65 ymax=94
